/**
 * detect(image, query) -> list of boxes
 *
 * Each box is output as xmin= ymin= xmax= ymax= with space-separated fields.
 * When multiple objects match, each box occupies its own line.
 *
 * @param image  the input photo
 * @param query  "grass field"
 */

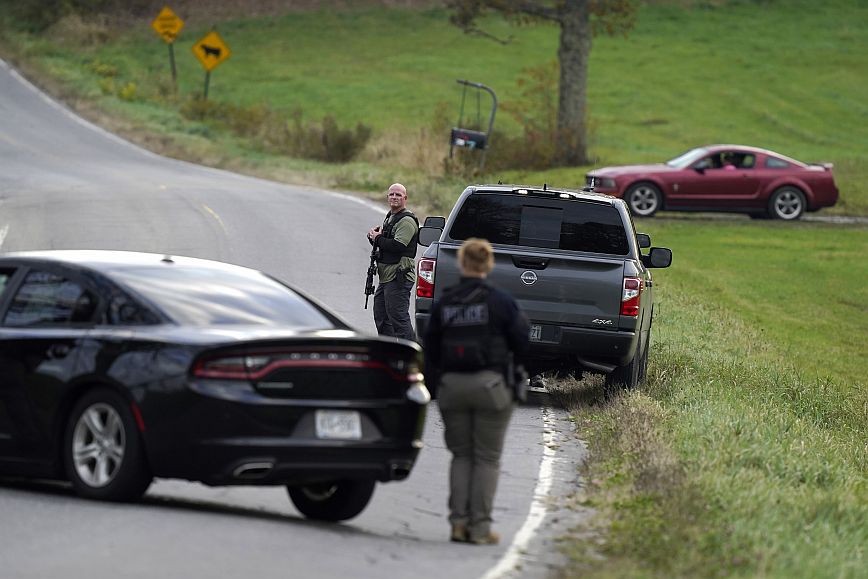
xmin=1 ymin=0 xmax=866 ymax=215
xmin=1 ymin=2 xmax=867 ymax=577
xmin=549 ymin=216 xmax=868 ymax=578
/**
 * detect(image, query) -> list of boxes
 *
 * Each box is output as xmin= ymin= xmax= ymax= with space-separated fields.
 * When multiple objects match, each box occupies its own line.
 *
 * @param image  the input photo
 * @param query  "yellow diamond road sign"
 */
xmin=151 ymin=6 xmax=184 ymax=43
xmin=192 ymin=31 xmax=232 ymax=72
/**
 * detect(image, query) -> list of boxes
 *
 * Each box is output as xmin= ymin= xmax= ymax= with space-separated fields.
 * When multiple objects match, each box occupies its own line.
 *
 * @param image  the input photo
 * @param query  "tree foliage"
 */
xmin=446 ymin=0 xmax=637 ymax=166
xmin=0 ymin=0 xmax=150 ymax=32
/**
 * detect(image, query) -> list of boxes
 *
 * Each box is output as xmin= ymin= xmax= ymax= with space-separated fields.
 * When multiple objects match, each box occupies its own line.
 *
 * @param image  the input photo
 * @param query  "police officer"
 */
xmin=424 ymin=237 xmax=530 ymax=545
xmin=368 ymin=183 xmax=419 ymax=341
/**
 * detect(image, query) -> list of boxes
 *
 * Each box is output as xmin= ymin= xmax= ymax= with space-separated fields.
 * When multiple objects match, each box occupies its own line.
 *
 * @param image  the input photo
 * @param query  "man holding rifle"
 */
xmin=366 ymin=182 xmax=419 ymax=341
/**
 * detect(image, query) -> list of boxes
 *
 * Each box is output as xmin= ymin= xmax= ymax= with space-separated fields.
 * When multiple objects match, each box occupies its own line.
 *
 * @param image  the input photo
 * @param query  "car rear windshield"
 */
xmin=110 ymin=266 xmax=336 ymax=328
xmin=449 ymin=193 xmax=629 ymax=255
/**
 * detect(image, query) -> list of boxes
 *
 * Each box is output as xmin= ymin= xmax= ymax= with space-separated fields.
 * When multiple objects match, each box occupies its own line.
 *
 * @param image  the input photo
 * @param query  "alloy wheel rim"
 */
xmin=630 ymin=187 xmax=658 ymax=215
xmin=72 ymin=403 xmax=126 ymax=488
xmin=774 ymin=191 xmax=802 ymax=218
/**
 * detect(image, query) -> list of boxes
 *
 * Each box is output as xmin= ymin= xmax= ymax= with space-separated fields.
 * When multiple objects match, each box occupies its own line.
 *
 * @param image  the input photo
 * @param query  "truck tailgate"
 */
xmin=433 ymin=245 xmax=625 ymax=330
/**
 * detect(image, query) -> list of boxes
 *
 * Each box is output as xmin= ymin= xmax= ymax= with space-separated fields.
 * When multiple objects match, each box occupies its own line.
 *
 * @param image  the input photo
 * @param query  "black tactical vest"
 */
xmin=439 ymin=285 xmax=509 ymax=372
xmin=378 ymin=209 xmax=419 ymax=264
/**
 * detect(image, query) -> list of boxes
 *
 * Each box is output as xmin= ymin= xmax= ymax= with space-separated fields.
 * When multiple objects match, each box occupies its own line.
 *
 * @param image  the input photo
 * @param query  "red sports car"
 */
xmin=586 ymin=145 xmax=839 ymax=220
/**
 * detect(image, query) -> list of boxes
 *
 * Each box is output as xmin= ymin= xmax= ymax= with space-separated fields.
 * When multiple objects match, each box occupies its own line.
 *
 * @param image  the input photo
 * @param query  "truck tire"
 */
xmin=605 ymin=343 xmax=646 ymax=390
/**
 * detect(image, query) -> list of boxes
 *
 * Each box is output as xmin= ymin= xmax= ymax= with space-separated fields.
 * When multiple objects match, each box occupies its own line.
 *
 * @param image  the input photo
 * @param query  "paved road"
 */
xmin=0 ymin=59 xmax=588 ymax=578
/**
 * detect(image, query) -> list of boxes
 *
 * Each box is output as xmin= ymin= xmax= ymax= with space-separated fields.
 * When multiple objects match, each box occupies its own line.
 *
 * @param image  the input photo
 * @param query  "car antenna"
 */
xmin=161 ymin=255 xmax=174 ymax=263
xmin=498 ymin=179 xmax=503 ymax=185
xmin=543 ymin=183 xmax=547 ymax=191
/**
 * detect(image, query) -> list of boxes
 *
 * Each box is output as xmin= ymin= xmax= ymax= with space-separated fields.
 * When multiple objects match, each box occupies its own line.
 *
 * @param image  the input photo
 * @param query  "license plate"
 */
xmin=315 ymin=410 xmax=362 ymax=440
xmin=529 ymin=324 xmax=542 ymax=342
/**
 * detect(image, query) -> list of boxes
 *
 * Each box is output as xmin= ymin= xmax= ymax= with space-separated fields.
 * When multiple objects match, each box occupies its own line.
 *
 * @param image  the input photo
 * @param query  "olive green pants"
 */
xmin=438 ymin=370 xmax=514 ymax=541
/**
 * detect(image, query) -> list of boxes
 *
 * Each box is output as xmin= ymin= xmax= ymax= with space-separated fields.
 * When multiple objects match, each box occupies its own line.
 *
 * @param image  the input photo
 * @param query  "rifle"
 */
xmin=364 ymin=247 xmax=377 ymax=309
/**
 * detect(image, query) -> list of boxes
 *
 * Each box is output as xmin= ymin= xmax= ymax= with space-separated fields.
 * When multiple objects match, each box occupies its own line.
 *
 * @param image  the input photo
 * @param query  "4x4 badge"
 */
xmin=520 ymin=271 xmax=538 ymax=285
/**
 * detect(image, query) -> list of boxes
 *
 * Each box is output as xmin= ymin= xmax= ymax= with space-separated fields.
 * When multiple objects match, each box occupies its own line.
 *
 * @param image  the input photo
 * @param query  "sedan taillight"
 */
xmin=192 ymin=356 xmax=255 ymax=379
xmin=417 ymin=258 xmax=435 ymax=298
xmin=620 ymin=276 xmax=644 ymax=317
xmin=192 ymin=350 xmax=423 ymax=382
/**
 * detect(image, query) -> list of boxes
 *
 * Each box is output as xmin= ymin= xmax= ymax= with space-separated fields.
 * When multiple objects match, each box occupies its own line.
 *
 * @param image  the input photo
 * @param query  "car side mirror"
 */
xmin=423 ymin=216 xmax=446 ymax=229
xmin=418 ymin=226 xmax=443 ymax=247
xmin=694 ymin=166 xmax=706 ymax=174
xmin=636 ymin=233 xmax=651 ymax=248
xmin=641 ymin=247 xmax=673 ymax=268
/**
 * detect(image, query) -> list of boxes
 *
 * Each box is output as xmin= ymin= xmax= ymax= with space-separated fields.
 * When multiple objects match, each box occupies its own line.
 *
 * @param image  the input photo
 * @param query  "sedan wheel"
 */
xmin=768 ymin=187 xmax=805 ymax=220
xmin=64 ymin=389 xmax=152 ymax=501
xmin=288 ymin=479 xmax=376 ymax=522
xmin=625 ymin=183 xmax=662 ymax=217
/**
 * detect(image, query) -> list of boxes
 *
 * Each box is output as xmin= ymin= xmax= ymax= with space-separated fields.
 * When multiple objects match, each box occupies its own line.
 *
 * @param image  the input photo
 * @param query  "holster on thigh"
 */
xmin=438 ymin=370 xmax=512 ymax=411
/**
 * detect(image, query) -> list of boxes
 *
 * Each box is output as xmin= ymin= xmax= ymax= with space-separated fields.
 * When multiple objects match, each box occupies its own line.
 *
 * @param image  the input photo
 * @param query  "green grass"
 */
xmin=637 ymin=218 xmax=868 ymax=387
xmin=1 ymin=0 xmax=867 ymax=214
xmin=551 ymin=219 xmax=867 ymax=578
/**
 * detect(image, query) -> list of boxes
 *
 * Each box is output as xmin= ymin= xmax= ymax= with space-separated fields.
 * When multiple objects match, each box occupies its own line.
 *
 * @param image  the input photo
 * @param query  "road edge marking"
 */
xmin=479 ymin=406 xmax=558 ymax=579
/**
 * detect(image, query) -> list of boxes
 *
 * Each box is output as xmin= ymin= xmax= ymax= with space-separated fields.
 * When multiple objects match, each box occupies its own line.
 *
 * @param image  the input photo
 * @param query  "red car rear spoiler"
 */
xmin=809 ymin=162 xmax=834 ymax=170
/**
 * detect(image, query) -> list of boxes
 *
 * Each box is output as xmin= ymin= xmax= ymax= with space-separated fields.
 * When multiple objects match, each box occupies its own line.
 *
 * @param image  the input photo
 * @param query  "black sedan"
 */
xmin=0 ymin=250 xmax=429 ymax=521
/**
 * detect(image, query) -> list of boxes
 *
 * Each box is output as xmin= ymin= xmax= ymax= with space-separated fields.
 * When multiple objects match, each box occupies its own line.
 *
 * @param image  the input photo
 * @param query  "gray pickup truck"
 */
xmin=414 ymin=184 xmax=672 ymax=388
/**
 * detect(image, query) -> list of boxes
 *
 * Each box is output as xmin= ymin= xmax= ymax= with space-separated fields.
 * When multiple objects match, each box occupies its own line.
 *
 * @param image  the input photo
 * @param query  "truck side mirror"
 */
xmin=641 ymin=247 xmax=673 ymax=268
xmin=636 ymin=233 xmax=651 ymax=248
xmin=423 ymin=216 xmax=446 ymax=229
xmin=418 ymin=226 xmax=443 ymax=247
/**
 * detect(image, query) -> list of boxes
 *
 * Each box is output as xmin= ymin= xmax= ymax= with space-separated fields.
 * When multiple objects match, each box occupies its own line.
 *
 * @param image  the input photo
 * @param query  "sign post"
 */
xmin=191 ymin=30 xmax=232 ymax=100
xmin=150 ymin=6 xmax=185 ymax=92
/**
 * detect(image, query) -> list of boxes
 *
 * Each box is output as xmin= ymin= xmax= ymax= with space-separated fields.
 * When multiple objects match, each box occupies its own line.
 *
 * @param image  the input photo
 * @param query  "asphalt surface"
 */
xmin=0 ymin=58 xmax=590 ymax=579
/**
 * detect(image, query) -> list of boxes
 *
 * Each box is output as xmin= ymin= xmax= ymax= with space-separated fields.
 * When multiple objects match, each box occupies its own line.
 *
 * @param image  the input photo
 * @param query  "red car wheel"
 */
xmin=768 ymin=186 xmax=805 ymax=220
xmin=625 ymin=183 xmax=662 ymax=217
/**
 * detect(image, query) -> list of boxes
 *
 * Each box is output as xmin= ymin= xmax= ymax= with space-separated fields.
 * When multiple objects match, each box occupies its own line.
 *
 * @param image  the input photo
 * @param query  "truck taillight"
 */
xmin=620 ymin=276 xmax=643 ymax=317
xmin=417 ymin=258 xmax=436 ymax=298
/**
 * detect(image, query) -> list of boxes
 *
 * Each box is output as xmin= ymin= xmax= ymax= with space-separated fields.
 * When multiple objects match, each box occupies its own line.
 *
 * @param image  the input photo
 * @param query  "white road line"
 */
xmin=0 ymin=224 xmax=8 ymax=251
xmin=480 ymin=407 xmax=558 ymax=579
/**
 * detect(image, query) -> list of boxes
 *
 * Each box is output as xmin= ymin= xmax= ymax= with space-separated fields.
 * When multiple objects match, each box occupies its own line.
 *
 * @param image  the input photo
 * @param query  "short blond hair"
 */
xmin=458 ymin=238 xmax=494 ymax=275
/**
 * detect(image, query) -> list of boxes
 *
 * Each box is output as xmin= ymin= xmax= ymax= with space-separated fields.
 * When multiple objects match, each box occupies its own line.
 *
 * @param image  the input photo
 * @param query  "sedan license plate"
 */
xmin=529 ymin=324 xmax=542 ymax=342
xmin=315 ymin=410 xmax=362 ymax=440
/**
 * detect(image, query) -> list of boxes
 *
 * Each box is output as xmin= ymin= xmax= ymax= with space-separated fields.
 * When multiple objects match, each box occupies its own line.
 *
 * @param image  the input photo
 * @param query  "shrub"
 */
xmin=319 ymin=115 xmax=372 ymax=163
xmin=179 ymin=98 xmax=372 ymax=163
xmin=87 ymin=60 xmax=118 ymax=77
xmin=117 ymin=82 xmax=136 ymax=101
xmin=6 ymin=0 xmax=147 ymax=32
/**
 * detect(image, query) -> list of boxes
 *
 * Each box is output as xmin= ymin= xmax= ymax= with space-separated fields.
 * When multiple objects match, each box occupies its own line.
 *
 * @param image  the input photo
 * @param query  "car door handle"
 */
xmin=47 ymin=344 xmax=71 ymax=359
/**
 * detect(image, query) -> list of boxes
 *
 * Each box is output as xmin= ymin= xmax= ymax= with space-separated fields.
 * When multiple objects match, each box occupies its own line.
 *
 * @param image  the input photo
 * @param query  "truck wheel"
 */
xmin=288 ymin=479 xmax=376 ymax=522
xmin=637 ymin=339 xmax=650 ymax=384
xmin=64 ymin=388 xmax=152 ymax=501
xmin=606 ymin=347 xmax=643 ymax=390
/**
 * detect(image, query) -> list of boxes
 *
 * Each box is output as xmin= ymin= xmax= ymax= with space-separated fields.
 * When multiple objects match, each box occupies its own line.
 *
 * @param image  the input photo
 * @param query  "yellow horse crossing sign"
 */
xmin=192 ymin=31 xmax=232 ymax=72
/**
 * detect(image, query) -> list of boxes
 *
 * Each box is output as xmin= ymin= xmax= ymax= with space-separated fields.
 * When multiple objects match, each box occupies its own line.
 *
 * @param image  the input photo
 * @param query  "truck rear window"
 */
xmin=449 ymin=194 xmax=629 ymax=255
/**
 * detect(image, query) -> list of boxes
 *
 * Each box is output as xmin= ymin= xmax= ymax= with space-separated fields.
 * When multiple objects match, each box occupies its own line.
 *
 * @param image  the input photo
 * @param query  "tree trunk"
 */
xmin=556 ymin=0 xmax=592 ymax=166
